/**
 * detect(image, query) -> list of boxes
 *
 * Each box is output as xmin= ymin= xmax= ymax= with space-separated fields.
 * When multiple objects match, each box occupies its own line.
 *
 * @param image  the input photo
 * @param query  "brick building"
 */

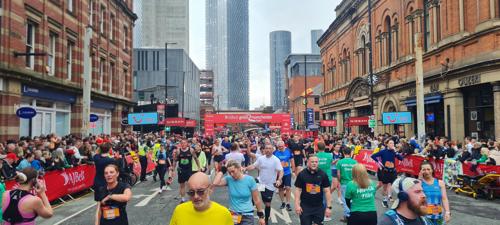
xmin=0 ymin=0 xmax=136 ymax=141
xmin=319 ymin=0 xmax=500 ymax=141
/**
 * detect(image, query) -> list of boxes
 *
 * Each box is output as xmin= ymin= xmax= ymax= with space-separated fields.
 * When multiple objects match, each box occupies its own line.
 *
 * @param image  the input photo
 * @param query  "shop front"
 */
xmin=89 ymin=100 xmax=115 ymax=135
xmin=405 ymin=93 xmax=445 ymax=138
xmin=461 ymin=83 xmax=495 ymax=140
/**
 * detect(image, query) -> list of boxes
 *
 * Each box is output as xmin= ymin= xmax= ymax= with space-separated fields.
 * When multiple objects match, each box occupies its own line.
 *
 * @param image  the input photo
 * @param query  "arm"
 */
xmin=252 ymin=189 xmax=265 ymax=225
xmin=439 ymin=180 xmax=451 ymax=222
xmin=324 ymin=187 xmax=332 ymax=218
xmin=212 ymin=172 xmax=227 ymax=187
xmin=32 ymin=180 xmax=53 ymax=218
xmin=294 ymin=187 xmax=302 ymax=215
xmin=191 ymin=149 xmax=201 ymax=170
xmin=171 ymin=149 xmax=179 ymax=171
xmin=108 ymin=188 xmax=132 ymax=203
xmin=95 ymin=203 xmax=101 ymax=225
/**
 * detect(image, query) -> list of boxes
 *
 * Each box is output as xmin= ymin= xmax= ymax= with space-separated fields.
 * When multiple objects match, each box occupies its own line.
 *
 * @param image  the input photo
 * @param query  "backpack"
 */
xmin=2 ymin=190 xmax=36 ymax=224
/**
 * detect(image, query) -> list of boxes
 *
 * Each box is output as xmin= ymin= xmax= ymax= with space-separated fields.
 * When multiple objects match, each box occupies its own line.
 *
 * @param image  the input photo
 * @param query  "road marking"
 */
xmin=53 ymin=203 xmax=96 ymax=225
xmin=270 ymin=208 xmax=292 ymax=224
xmin=135 ymin=188 xmax=160 ymax=207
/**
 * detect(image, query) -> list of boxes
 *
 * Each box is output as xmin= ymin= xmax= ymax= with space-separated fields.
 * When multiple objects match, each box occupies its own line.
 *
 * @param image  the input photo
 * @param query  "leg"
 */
xmin=139 ymin=156 xmax=148 ymax=181
xmin=158 ymin=165 xmax=166 ymax=190
xmin=300 ymin=214 xmax=314 ymax=225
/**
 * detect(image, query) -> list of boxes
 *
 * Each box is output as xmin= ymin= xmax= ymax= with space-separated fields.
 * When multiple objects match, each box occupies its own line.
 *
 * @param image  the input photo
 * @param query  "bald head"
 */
xmin=187 ymin=172 xmax=212 ymax=211
xmin=188 ymin=172 xmax=210 ymax=189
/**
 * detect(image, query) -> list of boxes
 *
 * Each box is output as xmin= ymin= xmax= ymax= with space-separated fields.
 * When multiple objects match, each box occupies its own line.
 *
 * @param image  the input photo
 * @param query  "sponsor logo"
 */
xmin=61 ymin=171 xmax=86 ymax=186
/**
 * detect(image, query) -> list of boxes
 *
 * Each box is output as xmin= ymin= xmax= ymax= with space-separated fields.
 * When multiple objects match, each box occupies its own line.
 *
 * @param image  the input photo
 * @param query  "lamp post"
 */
xmin=164 ymin=42 xmax=177 ymax=120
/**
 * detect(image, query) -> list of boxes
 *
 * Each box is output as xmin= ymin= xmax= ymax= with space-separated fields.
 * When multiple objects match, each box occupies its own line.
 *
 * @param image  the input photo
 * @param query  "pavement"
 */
xmin=37 ymin=171 xmax=500 ymax=225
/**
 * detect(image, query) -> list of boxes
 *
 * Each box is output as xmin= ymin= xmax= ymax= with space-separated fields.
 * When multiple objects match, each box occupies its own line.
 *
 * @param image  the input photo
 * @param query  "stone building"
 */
xmin=319 ymin=0 xmax=500 ymax=141
xmin=0 ymin=0 xmax=136 ymax=140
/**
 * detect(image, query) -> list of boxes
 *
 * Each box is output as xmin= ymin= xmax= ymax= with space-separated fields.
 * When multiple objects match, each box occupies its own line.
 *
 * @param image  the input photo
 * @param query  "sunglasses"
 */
xmin=187 ymin=188 xmax=209 ymax=197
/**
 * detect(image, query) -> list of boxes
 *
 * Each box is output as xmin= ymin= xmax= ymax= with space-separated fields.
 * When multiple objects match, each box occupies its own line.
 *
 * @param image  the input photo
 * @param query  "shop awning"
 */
xmin=346 ymin=116 xmax=369 ymax=127
xmin=404 ymin=94 xmax=442 ymax=107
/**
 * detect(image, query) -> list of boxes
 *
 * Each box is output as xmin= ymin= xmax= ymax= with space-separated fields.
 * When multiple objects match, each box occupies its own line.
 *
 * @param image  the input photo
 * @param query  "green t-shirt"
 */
xmin=336 ymin=158 xmax=357 ymax=185
xmin=345 ymin=180 xmax=377 ymax=212
xmin=316 ymin=151 xmax=333 ymax=182
xmin=0 ymin=183 xmax=5 ymax=219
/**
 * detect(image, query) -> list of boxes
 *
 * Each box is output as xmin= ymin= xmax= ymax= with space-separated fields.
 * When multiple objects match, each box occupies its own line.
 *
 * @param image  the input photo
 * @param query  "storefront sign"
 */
xmin=16 ymin=107 xmax=36 ymax=119
xmin=382 ymin=112 xmax=412 ymax=124
xmin=458 ymin=74 xmax=481 ymax=87
xmin=127 ymin=112 xmax=159 ymax=125
xmin=347 ymin=116 xmax=369 ymax=126
xmin=160 ymin=118 xmax=186 ymax=126
xmin=426 ymin=113 xmax=435 ymax=122
xmin=185 ymin=120 xmax=196 ymax=127
xmin=22 ymin=85 xmax=76 ymax=103
xmin=91 ymin=100 xmax=115 ymax=110
xmin=89 ymin=114 xmax=99 ymax=122
xmin=306 ymin=108 xmax=314 ymax=127
xmin=320 ymin=120 xmax=337 ymax=127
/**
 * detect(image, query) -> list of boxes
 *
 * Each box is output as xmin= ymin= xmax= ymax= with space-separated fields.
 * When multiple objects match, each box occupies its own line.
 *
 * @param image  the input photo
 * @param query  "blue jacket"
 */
xmin=371 ymin=149 xmax=403 ymax=170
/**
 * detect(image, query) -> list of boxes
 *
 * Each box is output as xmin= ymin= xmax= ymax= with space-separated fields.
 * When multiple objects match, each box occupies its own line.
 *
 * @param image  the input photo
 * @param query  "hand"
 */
xmin=34 ymin=179 xmax=47 ymax=194
xmin=258 ymin=218 xmax=265 ymax=225
xmin=275 ymin=179 xmax=282 ymax=187
xmin=325 ymin=208 xmax=331 ymax=218
xmin=101 ymin=194 xmax=111 ymax=205
xmin=445 ymin=212 xmax=451 ymax=223
xmin=295 ymin=204 xmax=303 ymax=215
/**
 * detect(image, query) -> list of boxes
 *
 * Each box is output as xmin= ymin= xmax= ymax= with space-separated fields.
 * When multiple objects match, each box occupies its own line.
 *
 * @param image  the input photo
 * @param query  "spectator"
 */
xmin=31 ymin=150 xmax=43 ymax=171
xmin=2 ymin=153 xmax=18 ymax=180
xmin=53 ymin=148 xmax=69 ymax=170
xmin=16 ymin=153 xmax=33 ymax=171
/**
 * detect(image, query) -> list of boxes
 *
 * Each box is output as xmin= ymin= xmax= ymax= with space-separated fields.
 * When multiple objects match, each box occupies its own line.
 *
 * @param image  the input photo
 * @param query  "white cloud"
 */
xmin=190 ymin=0 xmax=341 ymax=109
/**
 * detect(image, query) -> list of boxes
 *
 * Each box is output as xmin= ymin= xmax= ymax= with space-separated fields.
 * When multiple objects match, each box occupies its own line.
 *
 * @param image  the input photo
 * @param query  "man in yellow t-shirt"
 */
xmin=169 ymin=172 xmax=233 ymax=225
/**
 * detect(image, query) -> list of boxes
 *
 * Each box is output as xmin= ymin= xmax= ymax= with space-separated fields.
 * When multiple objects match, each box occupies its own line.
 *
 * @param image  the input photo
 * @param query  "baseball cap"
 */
xmin=6 ymin=153 xmax=19 ymax=161
xmin=391 ymin=177 xmax=421 ymax=209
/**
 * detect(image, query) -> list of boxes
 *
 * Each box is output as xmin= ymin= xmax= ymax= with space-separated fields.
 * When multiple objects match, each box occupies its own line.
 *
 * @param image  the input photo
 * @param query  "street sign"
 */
xmin=368 ymin=119 xmax=376 ymax=128
xmin=90 ymin=114 xmax=99 ymax=122
xmin=16 ymin=107 xmax=36 ymax=119
xmin=306 ymin=108 xmax=314 ymax=127
xmin=165 ymin=126 xmax=171 ymax=132
xmin=302 ymin=99 xmax=308 ymax=105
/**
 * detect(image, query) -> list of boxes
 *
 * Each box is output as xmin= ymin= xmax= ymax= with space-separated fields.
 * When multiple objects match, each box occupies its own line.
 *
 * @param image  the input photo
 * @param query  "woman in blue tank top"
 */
xmin=419 ymin=161 xmax=451 ymax=225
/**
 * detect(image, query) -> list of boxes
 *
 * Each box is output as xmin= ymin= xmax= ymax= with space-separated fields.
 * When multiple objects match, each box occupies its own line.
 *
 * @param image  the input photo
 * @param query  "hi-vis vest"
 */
xmin=129 ymin=151 xmax=140 ymax=162
xmin=138 ymin=145 xmax=147 ymax=156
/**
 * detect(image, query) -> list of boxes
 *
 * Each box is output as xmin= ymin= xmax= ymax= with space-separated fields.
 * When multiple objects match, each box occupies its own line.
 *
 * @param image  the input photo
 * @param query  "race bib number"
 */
xmin=231 ymin=211 xmax=242 ymax=224
xmin=294 ymin=150 xmax=301 ymax=156
xmin=426 ymin=204 xmax=443 ymax=215
xmin=180 ymin=158 xmax=189 ymax=165
xmin=281 ymin=161 xmax=289 ymax=168
xmin=102 ymin=206 xmax=120 ymax=220
xmin=384 ymin=161 xmax=395 ymax=168
xmin=305 ymin=183 xmax=320 ymax=194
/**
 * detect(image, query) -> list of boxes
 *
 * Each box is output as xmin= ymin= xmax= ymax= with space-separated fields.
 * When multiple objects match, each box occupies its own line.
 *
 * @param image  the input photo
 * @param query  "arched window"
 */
xmin=424 ymin=0 xmax=431 ymax=51
xmin=343 ymin=49 xmax=349 ymax=84
xmin=393 ymin=19 xmax=399 ymax=60
xmin=384 ymin=16 xmax=392 ymax=65
xmin=408 ymin=7 xmax=415 ymax=54
xmin=360 ymin=35 xmax=367 ymax=75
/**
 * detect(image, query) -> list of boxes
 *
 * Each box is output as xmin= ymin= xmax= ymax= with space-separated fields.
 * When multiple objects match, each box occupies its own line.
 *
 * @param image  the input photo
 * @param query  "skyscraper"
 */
xmin=311 ymin=29 xmax=324 ymax=54
xmin=270 ymin=31 xmax=291 ymax=111
xmin=133 ymin=0 xmax=189 ymax=51
xmin=206 ymin=0 xmax=249 ymax=110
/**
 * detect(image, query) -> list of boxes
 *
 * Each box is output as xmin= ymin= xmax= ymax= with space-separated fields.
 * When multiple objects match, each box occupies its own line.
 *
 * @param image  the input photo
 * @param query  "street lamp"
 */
xmin=165 ymin=42 xmax=177 ymax=120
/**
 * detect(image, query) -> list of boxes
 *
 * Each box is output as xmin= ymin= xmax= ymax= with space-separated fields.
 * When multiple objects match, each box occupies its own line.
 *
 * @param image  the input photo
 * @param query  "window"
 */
xmin=66 ymin=0 xmax=73 ymax=13
xmin=99 ymin=58 xmax=105 ymax=91
xmin=109 ymin=62 xmax=114 ymax=93
xmin=314 ymin=97 xmax=320 ymax=105
xmin=424 ymin=0 xmax=431 ymax=51
xmin=109 ymin=14 xmax=115 ymax=41
xmin=123 ymin=26 xmax=128 ymax=50
xmin=26 ymin=21 xmax=36 ymax=69
xmin=314 ymin=111 xmax=320 ymax=121
xmin=89 ymin=0 xmax=94 ymax=26
xmin=48 ymin=33 xmax=57 ymax=76
xmin=122 ymin=69 xmax=127 ymax=96
xmin=100 ymin=5 xmax=105 ymax=35
xmin=360 ymin=35 xmax=367 ymax=75
xmin=436 ymin=4 xmax=441 ymax=42
xmin=66 ymin=41 xmax=74 ymax=80
xmin=384 ymin=16 xmax=392 ymax=65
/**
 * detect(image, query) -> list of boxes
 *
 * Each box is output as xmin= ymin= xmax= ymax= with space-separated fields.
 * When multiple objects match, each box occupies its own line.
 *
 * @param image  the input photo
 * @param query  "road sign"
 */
xmin=368 ymin=119 xmax=376 ymax=128
xmin=302 ymin=99 xmax=308 ymax=105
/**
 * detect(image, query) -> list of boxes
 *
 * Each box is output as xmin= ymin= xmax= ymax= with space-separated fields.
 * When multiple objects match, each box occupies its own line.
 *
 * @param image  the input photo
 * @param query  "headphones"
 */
xmin=397 ymin=177 xmax=409 ymax=202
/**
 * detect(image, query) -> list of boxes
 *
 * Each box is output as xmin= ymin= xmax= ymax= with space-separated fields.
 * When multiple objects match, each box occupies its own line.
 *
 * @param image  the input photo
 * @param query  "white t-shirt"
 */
xmin=253 ymin=155 xmax=283 ymax=191
xmin=225 ymin=151 xmax=245 ymax=165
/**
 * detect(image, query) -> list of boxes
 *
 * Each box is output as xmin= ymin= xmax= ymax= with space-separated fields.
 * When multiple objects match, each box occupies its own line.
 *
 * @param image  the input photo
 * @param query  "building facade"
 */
xmin=133 ymin=48 xmax=200 ymax=122
xmin=319 ymin=0 xmax=500 ymax=141
xmin=132 ymin=0 xmax=189 ymax=51
xmin=270 ymin=31 xmax=292 ymax=111
xmin=206 ymin=0 xmax=249 ymax=110
xmin=0 ymin=0 xmax=136 ymax=141
xmin=200 ymin=70 xmax=215 ymax=131
xmin=310 ymin=29 xmax=324 ymax=54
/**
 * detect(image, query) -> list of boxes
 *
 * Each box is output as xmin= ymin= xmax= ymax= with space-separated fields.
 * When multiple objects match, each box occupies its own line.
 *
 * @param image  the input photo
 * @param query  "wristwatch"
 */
xmin=257 ymin=211 xmax=265 ymax=219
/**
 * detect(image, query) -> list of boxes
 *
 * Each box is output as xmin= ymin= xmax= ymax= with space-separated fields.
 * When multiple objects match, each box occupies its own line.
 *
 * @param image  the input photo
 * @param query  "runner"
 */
xmin=93 ymin=142 xmax=117 ymax=201
xmin=213 ymin=160 xmax=266 ymax=225
xmin=156 ymin=144 xmax=172 ymax=193
xmin=245 ymin=144 xmax=283 ymax=225
xmin=336 ymin=147 xmax=358 ymax=222
xmin=331 ymin=143 xmax=343 ymax=204
xmin=378 ymin=177 xmax=432 ymax=225
xmin=294 ymin=155 xmax=332 ymax=225
xmin=169 ymin=172 xmax=233 ymax=225
xmin=2 ymin=168 xmax=53 ymax=224
xmin=289 ymin=135 xmax=306 ymax=175
xmin=345 ymin=164 xmax=377 ymax=225
xmin=419 ymin=161 xmax=451 ymax=225
xmin=274 ymin=140 xmax=295 ymax=211
xmin=172 ymin=139 xmax=201 ymax=203
xmin=225 ymin=143 xmax=245 ymax=166
xmin=192 ymin=145 xmax=208 ymax=174
xmin=212 ymin=139 xmax=227 ymax=172
xmin=315 ymin=141 xmax=333 ymax=221
xmin=371 ymin=139 xmax=404 ymax=208
xmin=95 ymin=164 xmax=132 ymax=225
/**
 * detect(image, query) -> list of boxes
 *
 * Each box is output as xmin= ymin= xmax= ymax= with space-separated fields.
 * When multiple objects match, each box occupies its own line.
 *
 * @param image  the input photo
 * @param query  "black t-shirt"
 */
xmin=378 ymin=212 xmax=429 ymax=225
xmin=93 ymin=155 xmax=117 ymax=189
xmin=97 ymin=182 xmax=131 ymax=225
xmin=289 ymin=140 xmax=304 ymax=158
xmin=294 ymin=168 xmax=330 ymax=214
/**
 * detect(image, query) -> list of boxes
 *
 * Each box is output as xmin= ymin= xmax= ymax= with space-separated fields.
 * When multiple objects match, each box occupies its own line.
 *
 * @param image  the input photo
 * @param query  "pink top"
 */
xmin=2 ymin=191 xmax=37 ymax=225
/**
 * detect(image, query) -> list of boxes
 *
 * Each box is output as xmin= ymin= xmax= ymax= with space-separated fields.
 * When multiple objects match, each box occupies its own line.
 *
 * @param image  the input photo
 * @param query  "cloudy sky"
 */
xmin=189 ymin=0 xmax=341 ymax=109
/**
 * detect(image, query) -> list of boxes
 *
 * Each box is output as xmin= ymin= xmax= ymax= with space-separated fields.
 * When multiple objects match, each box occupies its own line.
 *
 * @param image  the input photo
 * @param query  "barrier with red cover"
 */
xmin=354 ymin=149 xmax=500 ymax=178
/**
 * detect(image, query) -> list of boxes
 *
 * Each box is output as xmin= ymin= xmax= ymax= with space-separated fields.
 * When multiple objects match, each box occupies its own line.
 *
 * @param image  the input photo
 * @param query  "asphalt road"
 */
xmin=37 ymin=172 xmax=500 ymax=225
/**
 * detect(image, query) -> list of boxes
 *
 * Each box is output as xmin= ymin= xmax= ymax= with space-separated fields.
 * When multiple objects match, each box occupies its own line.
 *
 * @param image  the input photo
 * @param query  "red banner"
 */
xmin=320 ymin=120 xmax=337 ymax=127
xmin=185 ymin=120 xmax=197 ymax=127
xmin=206 ymin=113 xmax=289 ymax=124
xmin=347 ymin=116 xmax=369 ymax=127
xmin=160 ymin=118 xmax=186 ymax=126
xmin=353 ymin=150 xmax=379 ymax=172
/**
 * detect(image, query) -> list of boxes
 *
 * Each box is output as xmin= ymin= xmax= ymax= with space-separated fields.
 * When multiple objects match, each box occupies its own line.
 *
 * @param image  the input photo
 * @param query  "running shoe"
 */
xmin=286 ymin=204 xmax=292 ymax=211
xmin=280 ymin=202 xmax=286 ymax=209
xmin=382 ymin=199 xmax=389 ymax=208
xmin=159 ymin=188 xmax=163 ymax=194
xmin=337 ymin=197 xmax=344 ymax=205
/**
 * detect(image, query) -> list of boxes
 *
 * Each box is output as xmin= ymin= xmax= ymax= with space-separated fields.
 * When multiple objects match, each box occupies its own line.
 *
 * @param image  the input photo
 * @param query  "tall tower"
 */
xmin=133 ymin=0 xmax=189 ymax=52
xmin=206 ymin=0 xmax=249 ymax=110
xmin=270 ymin=31 xmax=292 ymax=111
xmin=311 ymin=29 xmax=324 ymax=54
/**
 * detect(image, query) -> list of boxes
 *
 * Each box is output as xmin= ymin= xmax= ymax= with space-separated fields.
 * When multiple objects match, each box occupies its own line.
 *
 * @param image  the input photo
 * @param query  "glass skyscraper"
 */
xmin=206 ymin=0 xmax=249 ymax=110
xmin=270 ymin=31 xmax=291 ymax=111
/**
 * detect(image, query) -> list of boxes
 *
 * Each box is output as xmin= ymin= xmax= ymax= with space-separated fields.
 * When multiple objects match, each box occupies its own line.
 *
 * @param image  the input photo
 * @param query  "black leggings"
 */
xmin=347 ymin=211 xmax=377 ymax=225
xmin=157 ymin=164 xmax=168 ymax=188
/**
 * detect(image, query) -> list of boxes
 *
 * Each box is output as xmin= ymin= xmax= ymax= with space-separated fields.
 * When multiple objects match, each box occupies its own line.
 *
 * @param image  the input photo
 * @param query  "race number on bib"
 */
xmin=180 ymin=158 xmax=189 ymax=165
xmin=305 ymin=183 xmax=320 ymax=194
xmin=230 ymin=211 xmax=243 ymax=224
xmin=102 ymin=206 xmax=120 ymax=220
xmin=281 ymin=161 xmax=289 ymax=168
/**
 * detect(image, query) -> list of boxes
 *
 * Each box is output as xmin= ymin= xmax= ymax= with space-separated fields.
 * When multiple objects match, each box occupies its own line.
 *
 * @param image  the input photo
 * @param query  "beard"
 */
xmin=408 ymin=197 xmax=428 ymax=216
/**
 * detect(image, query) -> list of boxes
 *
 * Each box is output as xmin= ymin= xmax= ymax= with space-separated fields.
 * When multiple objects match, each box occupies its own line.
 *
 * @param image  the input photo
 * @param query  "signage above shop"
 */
xmin=127 ymin=112 xmax=159 ymax=125
xmin=22 ymin=85 xmax=76 ymax=103
xmin=90 ymin=114 xmax=99 ymax=122
xmin=320 ymin=120 xmax=337 ymax=127
xmin=346 ymin=116 xmax=369 ymax=127
xmin=16 ymin=107 xmax=36 ymax=119
xmin=382 ymin=112 xmax=412 ymax=125
xmin=159 ymin=118 xmax=186 ymax=126
xmin=458 ymin=74 xmax=481 ymax=87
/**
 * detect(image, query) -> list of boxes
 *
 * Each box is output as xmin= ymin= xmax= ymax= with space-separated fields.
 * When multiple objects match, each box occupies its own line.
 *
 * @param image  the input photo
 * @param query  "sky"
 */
xmin=189 ymin=0 xmax=341 ymax=109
